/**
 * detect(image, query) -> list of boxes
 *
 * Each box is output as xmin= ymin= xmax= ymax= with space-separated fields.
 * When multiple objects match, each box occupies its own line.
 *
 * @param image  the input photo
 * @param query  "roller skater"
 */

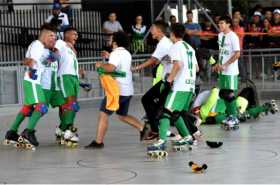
xmin=3 ymin=24 xmax=57 ymax=149
xmin=212 ymin=16 xmax=241 ymax=127
xmin=55 ymin=27 xmax=80 ymax=147
xmin=147 ymin=23 xmax=199 ymax=157
xmin=133 ymin=20 xmax=173 ymax=140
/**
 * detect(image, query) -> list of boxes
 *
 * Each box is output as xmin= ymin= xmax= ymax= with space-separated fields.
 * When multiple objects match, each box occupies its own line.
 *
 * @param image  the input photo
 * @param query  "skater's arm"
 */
xmin=132 ymin=57 xmax=159 ymax=71
xmin=166 ymin=61 xmax=181 ymax=83
xmin=220 ymin=51 xmax=240 ymax=71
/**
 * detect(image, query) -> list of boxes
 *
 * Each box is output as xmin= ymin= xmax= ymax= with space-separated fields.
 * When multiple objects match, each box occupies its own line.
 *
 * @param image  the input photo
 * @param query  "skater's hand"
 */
xmin=100 ymin=50 xmax=110 ymax=59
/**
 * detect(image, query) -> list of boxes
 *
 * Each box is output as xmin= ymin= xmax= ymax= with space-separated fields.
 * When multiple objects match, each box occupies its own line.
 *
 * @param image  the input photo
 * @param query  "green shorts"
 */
xmin=164 ymin=91 xmax=193 ymax=112
xmin=218 ymin=74 xmax=238 ymax=90
xmin=59 ymin=75 xmax=80 ymax=98
xmin=23 ymin=80 xmax=46 ymax=105
xmin=43 ymin=89 xmax=65 ymax=108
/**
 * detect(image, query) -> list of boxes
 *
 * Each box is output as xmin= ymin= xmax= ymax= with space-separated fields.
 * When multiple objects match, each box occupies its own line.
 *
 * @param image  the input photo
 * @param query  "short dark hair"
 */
xmin=153 ymin=20 xmax=169 ymax=34
xmin=64 ymin=26 xmax=77 ymax=34
xmin=112 ymin=31 xmax=129 ymax=48
xmin=187 ymin=10 xmax=193 ymax=15
xmin=170 ymin=23 xmax=185 ymax=38
xmin=40 ymin=23 xmax=57 ymax=33
xmin=219 ymin=16 xmax=232 ymax=25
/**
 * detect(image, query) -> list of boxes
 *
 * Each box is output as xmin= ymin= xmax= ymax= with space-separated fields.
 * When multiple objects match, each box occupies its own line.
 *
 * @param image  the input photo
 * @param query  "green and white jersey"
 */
xmin=218 ymin=31 xmax=240 ymax=76
xmin=168 ymin=41 xmax=197 ymax=92
xmin=55 ymin=40 xmax=79 ymax=78
xmin=151 ymin=36 xmax=173 ymax=80
xmin=24 ymin=40 xmax=48 ymax=84
xmin=41 ymin=49 xmax=59 ymax=90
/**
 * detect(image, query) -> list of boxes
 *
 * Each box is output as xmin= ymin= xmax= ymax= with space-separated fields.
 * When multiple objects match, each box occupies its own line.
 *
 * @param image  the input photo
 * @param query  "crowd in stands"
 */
xmin=51 ymin=0 xmax=280 ymax=52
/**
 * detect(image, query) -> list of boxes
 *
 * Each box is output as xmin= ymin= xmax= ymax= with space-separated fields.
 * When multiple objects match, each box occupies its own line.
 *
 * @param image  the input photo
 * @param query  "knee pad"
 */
xmin=34 ymin=103 xmax=48 ymax=115
xmin=20 ymin=105 xmax=34 ymax=117
xmin=219 ymin=89 xmax=235 ymax=102
xmin=61 ymin=100 xmax=80 ymax=112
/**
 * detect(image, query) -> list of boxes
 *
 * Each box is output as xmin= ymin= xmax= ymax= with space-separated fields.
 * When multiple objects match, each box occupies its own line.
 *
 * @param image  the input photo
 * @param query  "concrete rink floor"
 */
xmin=0 ymin=97 xmax=280 ymax=184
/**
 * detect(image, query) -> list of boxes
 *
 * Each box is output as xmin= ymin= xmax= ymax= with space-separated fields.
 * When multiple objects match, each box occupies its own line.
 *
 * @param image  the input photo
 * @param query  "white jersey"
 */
xmin=168 ymin=41 xmax=197 ymax=92
xmin=109 ymin=47 xmax=134 ymax=96
xmin=24 ymin=40 xmax=48 ymax=84
xmin=55 ymin=40 xmax=79 ymax=77
xmin=218 ymin=31 xmax=240 ymax=75
xmin=152 ymin=36 xmax=173 ymax=80
xmin=40 ymin=49 xmax=59 ymax=90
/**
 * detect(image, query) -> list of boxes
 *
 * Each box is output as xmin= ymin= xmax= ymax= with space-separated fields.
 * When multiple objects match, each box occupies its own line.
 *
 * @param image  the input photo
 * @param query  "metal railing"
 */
xmin=0 ymin=49 xmax=280 ymax=106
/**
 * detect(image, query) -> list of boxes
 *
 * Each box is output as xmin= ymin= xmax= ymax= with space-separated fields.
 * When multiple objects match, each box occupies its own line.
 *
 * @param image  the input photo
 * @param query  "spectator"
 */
xmin=251 ymin=11 xmax=262 ymax=28
xmin=233 ymin=10 xmax=245 ymax=27
xmin=232 ymin=17 xmax=245 ymax=50
xmin=103 ymin=12 xmax=123 ymax=47
xmin=200 ymin=20 xmax=216 ymax=49
xmin=184 ymin=10 xmax=202 ymax=49
xmin=169 ymin=15 xmax=177 ymax=26
xmin=269 ymin=9 xmax=280 ymax=47
xmin=264 ymin=10 xmax=273 ymax=23
xmin=58 ymin=0 xmax=73 ymax=25
xmin=131 ymin=15 xmax=147 ymax=53
xmin=46 ymin=3 xmax=69 ymax=39
xmin=262 ymin=18 xmax=272 ymax=47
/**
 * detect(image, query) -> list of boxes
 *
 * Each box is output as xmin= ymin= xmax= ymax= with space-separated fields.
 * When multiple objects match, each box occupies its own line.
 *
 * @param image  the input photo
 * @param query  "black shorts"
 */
xmin=100 ymin=96 xmax=132 ymax=116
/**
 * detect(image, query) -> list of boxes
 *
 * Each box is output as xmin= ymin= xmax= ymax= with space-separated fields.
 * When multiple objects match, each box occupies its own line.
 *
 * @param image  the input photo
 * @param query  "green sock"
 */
xmin=215 ymin=113 xmax=227 ymax=124
xmin=159 ymin=114 xmax=170 ymax=141
xmin=61 ymin=110 xmax=75 ymax=130
xmin=175 ymin=116 xmax=190 ymax=137
xmin=10 ymin=112 xmax=25 ymax=132
xmin=26 ymin=111 xmax=42 ymax=131
xmin=247 ymin=106 xmax=266 ymax=118
xmin=225 ymin=99 xmax=238 ymax=116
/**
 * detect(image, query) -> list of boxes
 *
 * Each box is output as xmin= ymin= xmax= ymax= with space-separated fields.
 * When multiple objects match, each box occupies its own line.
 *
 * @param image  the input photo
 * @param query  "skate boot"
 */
xmin=3 ymin=130 xmax=20 ymax=146
xmin=19 ymin=129 xmax=38 ymax=150
xmin=172 ymin=135 xmax=193 ymax=151
xmin=55 ymin=127 xmax=65 ymax=145
xmin=263 ymin=100 xmax=279 ymax=114
xmin=147 ymin=139 xmax=168 ymax=158
xmin=63 ymin=126 xmax=79 ymax=148
xmin=221 ymin=116 xmax=240 ymax=131
xmin=167 ymin=130 xmax=176 ymax=141
xmin=238 ymin=112 xmax=251 ymax=122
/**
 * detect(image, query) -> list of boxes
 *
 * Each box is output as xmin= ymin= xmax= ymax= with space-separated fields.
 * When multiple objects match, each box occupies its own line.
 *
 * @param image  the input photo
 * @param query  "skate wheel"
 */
xmin=3 ymin=139 xmax=10 ymax=145
xmin=72 ymin=143 xmax=78 ymax=148
xmin=66 ymin=141 xmax=72 ymax=147
xmin=18 ymin=136 xmax=23 ymax=143
xmin=189 ymin=146 xmax=192 ymax=151
xmin=15 ymin=143 xmax=21 ymax=148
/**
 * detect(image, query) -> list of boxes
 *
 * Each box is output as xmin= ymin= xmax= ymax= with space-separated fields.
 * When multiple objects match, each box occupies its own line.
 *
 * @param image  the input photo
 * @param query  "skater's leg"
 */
xmin=26 ymin=103 xmax=48 ymax=131
xmin=175 ymin=116 xmax=190 ymax=137
xmin=9 ymin=105 xmax=33 ymax=131
xmin=60 ymin=96 xmax=79 ymax=130
xmin=200 ymin=88 xmax=219 ymax=122
xmin=159 ymin=115 xmax=170 ymax=141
